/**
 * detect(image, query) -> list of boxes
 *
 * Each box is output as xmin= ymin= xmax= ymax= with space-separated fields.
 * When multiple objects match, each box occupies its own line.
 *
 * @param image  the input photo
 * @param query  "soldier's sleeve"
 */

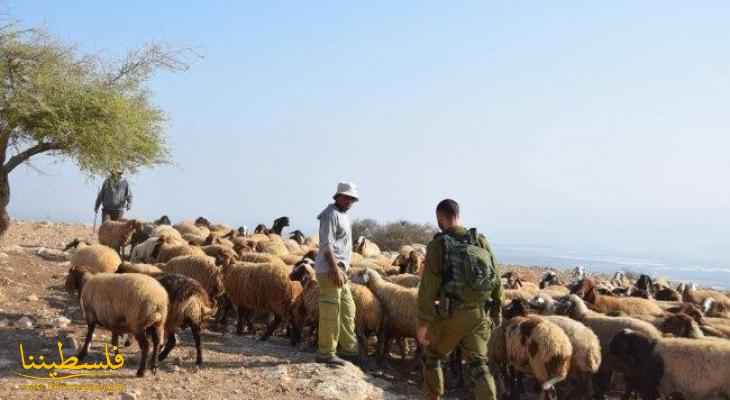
xmin=417 ymin=238 xmax=443 ymax=323
xmin=479 ymin=234 xmax=503 ymax=305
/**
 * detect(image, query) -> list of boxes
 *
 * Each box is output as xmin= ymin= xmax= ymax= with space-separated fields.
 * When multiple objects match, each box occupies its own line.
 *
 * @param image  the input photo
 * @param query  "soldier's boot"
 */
xmin=422 ymin=353 xmax=444 ymax=400
xmin=467 ymin=359 xmax=497 ymax=400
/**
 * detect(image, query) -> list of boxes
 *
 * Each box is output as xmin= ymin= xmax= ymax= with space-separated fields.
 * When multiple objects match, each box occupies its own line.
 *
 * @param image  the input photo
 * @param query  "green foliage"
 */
xmin=352 ymin=218 xmax=438 ymax=251
xmin=0 ymin=25 xmax=189 ymax=175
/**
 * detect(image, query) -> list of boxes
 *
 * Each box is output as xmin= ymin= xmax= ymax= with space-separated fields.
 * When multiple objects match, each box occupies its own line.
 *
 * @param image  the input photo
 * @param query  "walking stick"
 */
xmin=92 ymin=210 xmax=98 ymax=233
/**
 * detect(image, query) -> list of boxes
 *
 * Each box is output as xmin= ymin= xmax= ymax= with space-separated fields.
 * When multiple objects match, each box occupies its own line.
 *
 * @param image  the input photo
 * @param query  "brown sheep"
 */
xmin=98 ymin=219 xmax=143 ymax=258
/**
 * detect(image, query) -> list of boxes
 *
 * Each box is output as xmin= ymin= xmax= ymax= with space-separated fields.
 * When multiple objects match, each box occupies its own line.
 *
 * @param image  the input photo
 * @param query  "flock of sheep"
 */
xmin=58 ymin=215 xmax=730 ymax=399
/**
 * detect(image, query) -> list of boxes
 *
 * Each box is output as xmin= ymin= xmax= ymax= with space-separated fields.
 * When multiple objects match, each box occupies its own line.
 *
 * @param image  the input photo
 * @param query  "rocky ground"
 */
xmin=0 ymin=220 xmax=609 ymax=400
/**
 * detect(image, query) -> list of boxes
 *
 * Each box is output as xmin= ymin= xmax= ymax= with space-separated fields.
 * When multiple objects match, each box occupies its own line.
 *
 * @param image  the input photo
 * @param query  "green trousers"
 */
xmin=317 ymin=273 xmax=358 ymax=357
xmin=423 ymin=307 xmax=497 ymax=400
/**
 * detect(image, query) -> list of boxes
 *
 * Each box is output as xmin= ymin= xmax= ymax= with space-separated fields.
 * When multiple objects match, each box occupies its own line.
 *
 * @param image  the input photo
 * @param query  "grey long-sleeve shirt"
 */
xmin=95 ymin=178 xmax=132 ymax=212
xmin=314 ymin=204 xmax=352 ymax=274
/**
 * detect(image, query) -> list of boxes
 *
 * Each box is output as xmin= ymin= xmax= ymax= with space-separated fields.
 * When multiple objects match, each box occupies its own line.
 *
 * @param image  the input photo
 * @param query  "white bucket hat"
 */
xmin=333 ymin=182 xmax=359 ymax=201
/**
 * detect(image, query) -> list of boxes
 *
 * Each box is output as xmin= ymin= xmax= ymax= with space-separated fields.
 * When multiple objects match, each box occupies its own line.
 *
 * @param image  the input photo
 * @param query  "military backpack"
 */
xmin=438 ymin=228 xmax=498 ymax=306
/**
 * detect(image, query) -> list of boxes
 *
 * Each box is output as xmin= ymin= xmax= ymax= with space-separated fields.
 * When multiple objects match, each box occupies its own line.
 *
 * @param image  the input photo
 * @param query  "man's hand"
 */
xmin=329 ymin=267 xmax=345 ymax=288
xmin=416 ymin=322 xmax=430 ymax=346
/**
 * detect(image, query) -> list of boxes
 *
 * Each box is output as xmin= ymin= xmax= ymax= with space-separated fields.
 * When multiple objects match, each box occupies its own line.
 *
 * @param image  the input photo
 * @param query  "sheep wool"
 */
xmin=160 ymin=255 xmax=224 ymax=302
xmin=70 ymin=244 xmax=122 ymax=273
xmin=504 ymin=316 xmax=573 ymax=390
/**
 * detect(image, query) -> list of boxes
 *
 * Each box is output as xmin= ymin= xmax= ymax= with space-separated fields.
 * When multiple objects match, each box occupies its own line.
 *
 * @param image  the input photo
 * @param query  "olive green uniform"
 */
xmin=417 ymin=226 xmax=503 ymax=399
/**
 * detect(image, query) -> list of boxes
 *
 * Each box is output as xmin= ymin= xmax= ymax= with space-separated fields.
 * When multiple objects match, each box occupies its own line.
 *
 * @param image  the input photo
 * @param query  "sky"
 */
xmin=6 ymin=1 xmax=730 ymax=270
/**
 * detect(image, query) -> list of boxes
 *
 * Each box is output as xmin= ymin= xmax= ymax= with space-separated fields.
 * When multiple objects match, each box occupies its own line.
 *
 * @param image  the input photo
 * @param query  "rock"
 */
xmin=54 ymin=317 xmax=71 ymax=329
xmin=173 ymin=356 xmax=183 ymax=365
xmin=168 ymin=365 xmax=181 ymax=373
xmin=4 ymin=245 xmax=26 ymax=255
xmin=0 ymin=318 xmax=8 ymax=328
xmin=119 ymin=391 xmax=139 ymax=400
xmin=15 ymin=316 xmax=33 ymax=329
xmin=26 ymin=294 xmax=39 ymax=302
xmin=35 ymin=247 xmax=68 ymax=262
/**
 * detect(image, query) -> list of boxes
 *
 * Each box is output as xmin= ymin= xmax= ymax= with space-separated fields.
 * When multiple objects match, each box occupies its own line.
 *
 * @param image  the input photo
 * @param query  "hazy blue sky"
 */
xmin=7 ymin=2 xmax=730 ymax=269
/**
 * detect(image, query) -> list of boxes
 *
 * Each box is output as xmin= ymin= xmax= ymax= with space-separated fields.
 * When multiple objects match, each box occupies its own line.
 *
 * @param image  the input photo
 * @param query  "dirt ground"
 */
xmin=0 ymin=220 xmax=609 ymax=400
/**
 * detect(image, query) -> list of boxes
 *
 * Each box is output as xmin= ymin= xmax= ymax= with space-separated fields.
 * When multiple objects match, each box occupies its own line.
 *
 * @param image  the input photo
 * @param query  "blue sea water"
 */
xmin=495 ymin=243 xmax=730 ymax=290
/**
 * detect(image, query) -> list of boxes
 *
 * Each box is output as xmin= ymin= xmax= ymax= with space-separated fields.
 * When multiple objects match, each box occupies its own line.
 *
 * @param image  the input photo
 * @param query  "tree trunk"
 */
xmin=0 ymin=171 xmax=10 ymax=238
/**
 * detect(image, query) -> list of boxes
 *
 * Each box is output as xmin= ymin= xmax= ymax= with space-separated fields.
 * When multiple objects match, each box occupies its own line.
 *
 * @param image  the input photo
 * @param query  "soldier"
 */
xmin=417 ymin=199 xmax=503 ymax=400
xmin=94 ymin=169 xmax=133 ymax=222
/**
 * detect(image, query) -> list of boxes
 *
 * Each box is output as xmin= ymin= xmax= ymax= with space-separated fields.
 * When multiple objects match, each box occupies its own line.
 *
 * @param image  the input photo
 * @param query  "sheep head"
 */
xmin=503 ymin=299 xmax=529 ymax=320
xmin=539 ymin=272 xmax=560 ymax=289
xmin=271 ymin=217 xmax=290 ymax=235
xmin=608 ymin=329 xmax=659 ymax=373
xmin=195 ymin=217 xmax=212 ymax=227
xmin=65 ymin=266 xmax=91 ymax=298
xmin=254 ymin=224 xmax=268 ymax=234
xmin=64 ymin=238 xmax=82 ymax=251
xmin=154 ymin=215 xmax=171 ymax=225
xmin=661 ymin=313 xmax=702 ymax=338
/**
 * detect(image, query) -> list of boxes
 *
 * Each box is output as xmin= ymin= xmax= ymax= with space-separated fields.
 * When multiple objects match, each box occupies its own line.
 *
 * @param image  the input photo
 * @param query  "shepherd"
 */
xmin=94 ymin=169 xmax=133 ymax=222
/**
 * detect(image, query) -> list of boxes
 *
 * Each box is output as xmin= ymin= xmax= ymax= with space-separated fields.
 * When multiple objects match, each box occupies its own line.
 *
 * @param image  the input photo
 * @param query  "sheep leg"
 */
xmin=191 ymin=324 xmax=203 ymax=366
xmin=111 ymin=332 xmax=121 ymax=356
xmin=134 ymin=332 xmax=149 ymax=377
xmin=288 ymin=321 xmax=302 ymax=346
xmin=158 ymin=332 xmax=176 ymax=362
xmin=260 ymin=314 xmax=282 ymax=341
xmin=76 ymin=322 xmax=96 ymax=361
xmin=236 ymin=307 xmax=246 ymax=335
xmin=148 ymin=326 xmax=160 ymax=375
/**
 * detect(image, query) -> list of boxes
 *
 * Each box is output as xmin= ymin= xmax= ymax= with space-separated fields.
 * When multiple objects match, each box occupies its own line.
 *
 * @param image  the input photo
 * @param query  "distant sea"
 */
xmin=495 ymin=243 xmax=730 ymax=290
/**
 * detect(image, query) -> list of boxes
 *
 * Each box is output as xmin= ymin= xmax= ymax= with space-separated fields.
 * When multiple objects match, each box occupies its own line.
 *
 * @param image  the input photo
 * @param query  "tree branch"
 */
xmin=2 ymin=141 xmax=62 ymax=174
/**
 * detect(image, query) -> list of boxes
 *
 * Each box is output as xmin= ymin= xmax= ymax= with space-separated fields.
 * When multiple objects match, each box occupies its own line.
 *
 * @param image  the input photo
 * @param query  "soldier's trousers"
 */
xmin=423 ymin=307 xmax=497 ymax=400
xmin=317 ymin=273 xmax=358 ymax=357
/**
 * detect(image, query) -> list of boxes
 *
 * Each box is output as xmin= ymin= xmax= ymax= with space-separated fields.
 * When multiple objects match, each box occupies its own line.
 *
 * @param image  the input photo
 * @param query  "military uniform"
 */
xmin=417 ymin=226 xmax=503 ymax=400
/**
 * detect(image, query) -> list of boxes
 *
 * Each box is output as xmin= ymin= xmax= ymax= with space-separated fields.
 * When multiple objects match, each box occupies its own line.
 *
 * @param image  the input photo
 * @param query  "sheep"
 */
xmin=238 ymin=252 xmax=279 ymax=263
xmin=350 ymin=283 xmax=383 ymax=360
xmin=173 ymin=221 xmax=207 ymax=238
xmin=155 ymin=273 xmax=215 ymax=366
xmin=572 ymin=266 xmax=587 ymax=280
xmin=349 ymin=268 xmax=418 ymax=363
xmin=159 ymin=255 xmax=224 ymax=304
xmin=539 ymin=271 xmax=562 ymax=289
xmin=152 ymin=225 xmax=183 ymax=241
xmin=182 ymin=233 xmax=208 ymax=246
xmin=280 ymin=253 xmax=304 ymax=266
xmin=130 ymin=236 xmax=163 ymax=263
xmin=256 ymin=239 xmax=289 ymax=257
xmin=609 ymin=329 xmax=730 ymax=400
xmin=129 ymin=215 xmax=171 ymax=250
xmin=572 ymin=278 xmax=664 ymax=317
xmin=556 ymin=294 xmax=662 ymax=398
xmin=98 ymin=219 xmax=143 ymax=258
xmin=289 ymin=230 xmax=306 ymax=245
xmin=69 ymin=243 xmax=122 ymax=273
xmin=270 ymin=216 xmax=290 ymax=235
xmin=386 ymin=273 xmax=420 ymax=288
xmin=194 ymin=217 xmax=232 ymax=236
xmin=64 ymin=266 xmax=168 ymax=377
xmin=116 ymin=262 xmax=163 ymax=275
xmin=356 ymin=237 xmax=381 ymax=258
xmin=63 ymin=238 xmax=94 ymax=253
xmin=201 ymin=244 xmax=238 ymax=264
xmin=504 ymin=299 xmax=601 ymax=399
xmin=502 ymin=315 xmax=573 ymax=400
xmin=659 ymin=313 xmax=706 ymax=339
xmin=288 ymin=260 xmax=320 ymax=341
xmin=683 ymin=283 xmax=730 ymax=308
xmin=221 ymin=258 xmax=300 ymax=341
xmin=503 ymin=272 xmax=540 ymax=297
xmin=152 ymin=235 xmax=208 ymax=263
xmin=703 ymin=298 xmax=730 ymax=319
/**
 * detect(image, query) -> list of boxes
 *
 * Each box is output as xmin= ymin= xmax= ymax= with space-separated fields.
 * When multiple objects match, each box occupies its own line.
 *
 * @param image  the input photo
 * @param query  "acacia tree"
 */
xmin=0 ymin=25 xmax=190 ymax=236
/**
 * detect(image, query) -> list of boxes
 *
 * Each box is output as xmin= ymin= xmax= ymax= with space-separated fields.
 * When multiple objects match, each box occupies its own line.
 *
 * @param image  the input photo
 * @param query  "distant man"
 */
xmin=314 ymin=182 xmax=360 ymax=367
xmin=94 ymin=169 xmax=133 ymax=222
xmin=417 ymin=199 xmax=502 ymax=400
